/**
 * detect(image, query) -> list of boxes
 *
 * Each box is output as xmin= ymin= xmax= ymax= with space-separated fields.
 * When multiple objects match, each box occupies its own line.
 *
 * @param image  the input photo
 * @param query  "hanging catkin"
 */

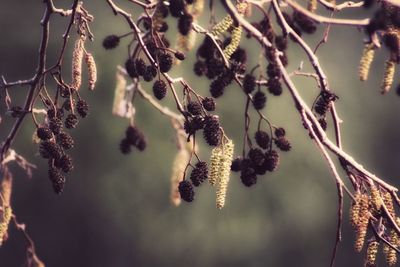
xmin=0 ymin=172 xmax=12 ymax=247
xmin=381 ymin=60 xmax=395 ymax=94
xmin=85 ymin=52 xmax=97 ymax=91
xmin=71 ymin=38 xmax=84 ymax=90
xmin=216 ymin=139 xmax=234 ymax=209
xmin=358 ymin=43 xmax=375 ymax=81
xmin=354 ymin=193 xmax=369 ymax=252
xmin=350 ymin=192 xmax=361 ymax=227
xmin=211 ymin=15 xmax=233 ymax=36
xmin=223 ymin=26 xmax=242 ymax=59
xmin=383 ymin=191 xmax=395 ymax=218
xmin=366 ymin=240 xmax=379 ymax=266
xmin=370 ymin=185 xmax=382 ymax=212
xmin=209 ymin=146 xmax=222 ymax=186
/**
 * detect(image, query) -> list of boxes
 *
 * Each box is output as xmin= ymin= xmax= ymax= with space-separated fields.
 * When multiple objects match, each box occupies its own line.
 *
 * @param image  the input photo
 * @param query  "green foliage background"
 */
xmin=1 ymin=1 xmax=400 ymax=266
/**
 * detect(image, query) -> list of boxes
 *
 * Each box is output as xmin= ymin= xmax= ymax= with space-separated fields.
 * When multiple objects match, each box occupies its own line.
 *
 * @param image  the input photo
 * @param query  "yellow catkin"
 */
xmin=387 ymin=229 xmax=398 ymax=266
xmin=307 ymin=0 xmax=317 ymax=13
xmin=0 ymin=171 xmax=12 ymax=247
xmin=71 ymin=38 xmax=84 ymax=90
xmin=370 ymin=185 xmax=383 ymax=212
xmin=209 ymin=146 xmax=222 ymax=186
xmin=85 ymin=52 xmax=97 ymax=91
xmin=350 ymin=192 xmax=362 ymax=227
xmin=383 ymin=191 xmax=395 ymax=218
xmin=359 ymin=43 xmax=375 ymax=81
xmin=223 ymin=26 xmax=242 ymax=59
xmin=216 ymin=139 xmax=234 ymax=210
xmin=355 ymin=194 xmax=369 ymax=252
xmin=0 ymin=206 xmax=12 ymax=247
xmin=366 ymin=240 xmax=379 ymax=266
xmin=381 ymin=60 xmax=395 ymax=94
xmin=211 ymin=15 xmax=233 ymax=36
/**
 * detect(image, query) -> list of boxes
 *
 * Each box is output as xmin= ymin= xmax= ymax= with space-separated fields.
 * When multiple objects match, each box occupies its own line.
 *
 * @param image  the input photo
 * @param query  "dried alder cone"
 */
xmin=4 ymin=0 xmax=400 ymax=266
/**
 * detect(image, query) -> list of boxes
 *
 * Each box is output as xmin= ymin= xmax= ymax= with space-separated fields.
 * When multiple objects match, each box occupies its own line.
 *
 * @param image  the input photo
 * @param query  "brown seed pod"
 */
xmin=355 ymin=193 xmax=369 ymax=252
xmin=71 ymin=38 xmax=84 ymax=90
xmin=85 ymin=52 xmax=97 ymax=91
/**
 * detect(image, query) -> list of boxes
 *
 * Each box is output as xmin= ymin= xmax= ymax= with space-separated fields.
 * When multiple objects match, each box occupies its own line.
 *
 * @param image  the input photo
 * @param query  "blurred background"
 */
xmin=1 ymin=0 xmax=400 ymax=266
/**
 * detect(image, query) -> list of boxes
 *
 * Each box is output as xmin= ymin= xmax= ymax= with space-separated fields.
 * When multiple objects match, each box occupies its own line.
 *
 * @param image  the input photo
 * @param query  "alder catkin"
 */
xmin=383 ymin=191 xmax=395 ymax=218
xmin=0 ymin=172 xmax=12 ymax=247
xmin=85 ymin=52 xmax=97 ymax=91
xmin=211 ymin=15 xmax=233 ymax=36
xmin=381 ymin=60 xmax=395 ymax=94
xmin=223 ymin=26 xmax=242 ymax=59
xmin=0 ymin=206 xmax=12 ymax=247
xmin=71 ymin=38 xmax=84 ymax=90
xmin=355 ymin=193 xmax=369 ymax=252
xmin=350 ymin=192 xmax=361 ymax=227
xmin=216 ymin=139 xmax=234 ymax=210
xmin=209 ymin=146 xmax=222 ymax=186
xmin=387 ymin=229 xmax=398 ymax=266
xmin=358 ymin=43 xmax=375 ymax=81
xmin=370 ymin=185 xmax=382 ymax=212
xmin=366 ymin=240 xmax=379 ymax=266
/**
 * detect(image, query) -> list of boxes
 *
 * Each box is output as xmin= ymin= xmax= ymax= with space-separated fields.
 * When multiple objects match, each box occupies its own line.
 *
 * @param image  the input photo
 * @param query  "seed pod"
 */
xmin=350 ymin=192 xmax=362 ymax=228
xmin=223 ymin=26 xmax=242 ymax=59
xmin=355 ymin=193 xmax=369 ymax=252
xmin=178 ymin=180 xmax=195 ymax=202
xmin=203 ymin=115 xmax=222 ymax=146
xmin=211 ymin=15 xmax=233 ymax=36
xmin=381 ymin=60 xmax=395 ymax=94
xmin=366 ymin=240 xmax=379 ymax=266
xmin=71 ymin=38 xmax=84 ymax=90
xmin=37 ymin=126 xmax=53 ymax=141
xmin=202 ymin=97 xmax=216 ymax=111
xmin=216 ymin=139 xmax=234 ymax=209
xmin=359 ymin=43 xmax=375 ymax=81
xmin=209 ymin=146 xmax=222 ymax=186
xmin=190 ymin=161 xmax=208 ymax=187
xmin=85 ymin=52 xmax=97 ymax=91
xmin=103 ymin=35 xmax=120 ymax=49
